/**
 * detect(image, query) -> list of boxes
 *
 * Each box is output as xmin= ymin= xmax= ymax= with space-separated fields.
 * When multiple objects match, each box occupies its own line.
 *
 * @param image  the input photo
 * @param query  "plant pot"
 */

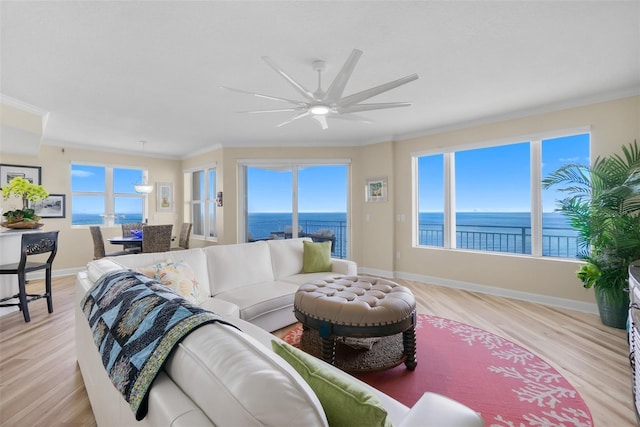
xmin=594 ymin=286 xmax=629 ymax=329
xmin=1 ymin=221 xmax=44 ymax=229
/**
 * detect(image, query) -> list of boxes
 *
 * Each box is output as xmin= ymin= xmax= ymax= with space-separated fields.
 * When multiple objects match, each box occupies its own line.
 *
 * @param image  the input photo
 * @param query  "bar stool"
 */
xmin=0 ymin=231 xmax=59 ymax=322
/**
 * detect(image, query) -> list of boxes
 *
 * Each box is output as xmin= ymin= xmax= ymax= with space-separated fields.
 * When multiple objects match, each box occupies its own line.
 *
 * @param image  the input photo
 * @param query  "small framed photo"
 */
xmin=0 ymin=164 xmax=42 ymax=186
xmin=30 ymin=194 xmax=66 ymax=218
xmin=365 ymin=177 xmax=388 ymax=203
xmin=156 ymin=182 xmax=174 ymax=212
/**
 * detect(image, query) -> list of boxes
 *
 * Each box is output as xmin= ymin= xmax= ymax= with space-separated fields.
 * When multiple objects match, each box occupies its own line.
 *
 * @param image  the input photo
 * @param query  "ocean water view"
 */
xmin=73 ymin=211 xmax=579 ymax=259
xmin=72 ymin=213 xmax=144 ymax=225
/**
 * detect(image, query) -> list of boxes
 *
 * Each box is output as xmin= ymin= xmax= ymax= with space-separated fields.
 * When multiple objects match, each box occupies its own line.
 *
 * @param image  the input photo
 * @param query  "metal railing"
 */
xmin=247 ymin=219 xmax=348 ymax=259
xmin=418 ymin=222 xmax=579 ymax=258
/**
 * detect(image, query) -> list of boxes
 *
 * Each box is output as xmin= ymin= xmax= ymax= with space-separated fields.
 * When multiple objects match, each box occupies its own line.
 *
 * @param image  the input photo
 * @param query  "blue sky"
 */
xmin=418 ymin=133 xmax=590 ymax=213
xmin=71 ymin=165 xmax=143 ymax=214
xmin=248 ymin=165 xmax=347 ymax=213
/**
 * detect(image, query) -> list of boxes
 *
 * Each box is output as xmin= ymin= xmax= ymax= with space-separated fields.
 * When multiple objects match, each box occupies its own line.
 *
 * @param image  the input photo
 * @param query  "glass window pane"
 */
xmin=71 ymin=165 xmax=105 ymax=192
xmin=71 ymin=196 xmax=105 ymax=225
xmin=192 ymin=203 xmax=204 ymax=235
xmin=298 ymin=165 xmax=347 ymax=257
xmin=246 ymin=166 xmax=292 ymax=241
xmin=417 ymin=154 xmax=444 ymax=247
xmin=455 ymin=143 xmax=531 ymax=254
xmin=114 ymin=197 xmax=143 ymax=224
xmin=192 ymin=171 xmax=205 ymax=201
xmin=208 ymin=202 xmax=217 ymax=238
xmin=114 ymin=168 xmax=143 ymax=194
xmin=208 ymin=169 xmax=216 ymax=200
xmin=541 ymin=133 xmax=590 ymax=258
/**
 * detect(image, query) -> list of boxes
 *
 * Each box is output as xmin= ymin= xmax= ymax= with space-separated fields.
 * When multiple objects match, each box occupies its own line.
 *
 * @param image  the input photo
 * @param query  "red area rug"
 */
xmin=282 ymin=314 xmax=593 ymax=426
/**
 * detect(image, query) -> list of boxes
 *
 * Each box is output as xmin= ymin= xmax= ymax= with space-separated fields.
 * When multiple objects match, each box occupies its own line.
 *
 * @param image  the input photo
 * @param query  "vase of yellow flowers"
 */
xmin=1 ymin=177 xmax=49 ymax=229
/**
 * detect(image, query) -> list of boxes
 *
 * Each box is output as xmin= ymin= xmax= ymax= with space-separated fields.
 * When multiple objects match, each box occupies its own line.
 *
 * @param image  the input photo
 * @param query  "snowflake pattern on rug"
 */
xmin=424 ymin=316 xmax=593 ymax=427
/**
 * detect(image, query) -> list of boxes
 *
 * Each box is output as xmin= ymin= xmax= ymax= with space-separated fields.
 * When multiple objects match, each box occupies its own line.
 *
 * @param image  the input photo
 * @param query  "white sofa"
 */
xmin=75 ymin=237 xmax=484 ymax=426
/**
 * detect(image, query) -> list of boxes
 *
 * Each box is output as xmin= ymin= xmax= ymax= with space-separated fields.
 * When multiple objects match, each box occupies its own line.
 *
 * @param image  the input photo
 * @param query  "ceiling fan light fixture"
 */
xmin=134 ymin=141 xmax=154 ymax=194
xmin=310 ymin=104 xmax=330 ymax=115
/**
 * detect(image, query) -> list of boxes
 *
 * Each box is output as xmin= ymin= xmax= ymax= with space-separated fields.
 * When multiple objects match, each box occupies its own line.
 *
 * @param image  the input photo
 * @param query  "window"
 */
xmin=415 ymin=132 xmax=590 ymax=258
xmin=71 ymin=164 xmax=145 ymax=226
xmin=239 ymin=160 xmax=349 ymax=258
xmin=186 ymin=165 xmax=216 ymax=239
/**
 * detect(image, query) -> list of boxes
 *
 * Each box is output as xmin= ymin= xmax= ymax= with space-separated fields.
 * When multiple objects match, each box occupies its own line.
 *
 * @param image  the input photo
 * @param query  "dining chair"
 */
xmin=0 ymin=231 xmax=59 ymax=322
xmin=121 ymin=222 xmax=144 ymax=254
xmin=142 ymin=224 xmax=173 ymax=253
xmin=89 ymin=226 xmax=127 ymax=259
xmin=171 ymin=223 xmax=192 ymax=251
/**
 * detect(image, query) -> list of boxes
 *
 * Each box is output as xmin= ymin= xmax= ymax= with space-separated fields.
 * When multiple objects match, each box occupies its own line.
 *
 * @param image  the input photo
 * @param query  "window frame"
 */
xmin=412 ymin=127 xmax=590 ymax=258
xmin=70 ymin=162 xmax=146 ymax=227
xmin=184 ymin=163 xmax=217 ymax=241
xmin=237 ymin=158 xmax=351 ymax=257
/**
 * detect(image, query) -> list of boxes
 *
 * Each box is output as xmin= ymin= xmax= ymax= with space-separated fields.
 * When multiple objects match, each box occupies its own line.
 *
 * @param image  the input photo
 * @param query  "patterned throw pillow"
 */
xmin=137 ymin=260 xmax=205 ymax=305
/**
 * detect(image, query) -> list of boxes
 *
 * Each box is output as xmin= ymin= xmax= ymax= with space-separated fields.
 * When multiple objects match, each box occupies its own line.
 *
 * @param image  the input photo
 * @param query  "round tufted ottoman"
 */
xmin=294 ymin=275 xmax=417 ymax=371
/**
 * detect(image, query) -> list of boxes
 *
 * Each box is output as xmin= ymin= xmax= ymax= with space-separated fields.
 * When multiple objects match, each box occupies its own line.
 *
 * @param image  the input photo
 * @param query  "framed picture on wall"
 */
xmin=30 ymin=194 xmax=66 ymax=218
xmin=156 ymin=182 xmax=174 ymax=212
xmin=365 ymin=176 xmax=387 ymax=203
xmin=0 ymin=164 xmax=42 ymax=186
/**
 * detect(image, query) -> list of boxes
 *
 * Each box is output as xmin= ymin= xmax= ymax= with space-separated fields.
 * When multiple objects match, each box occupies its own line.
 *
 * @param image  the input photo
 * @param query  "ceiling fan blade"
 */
xmin=329 ymin=113 xmax=373 ymax=124
xmin=262 ymin=56 xmax=316 ymax=102
xmin=323 ymin=49 xmax=363 ymax=103
xmin=338 ymin=102 xmax=412 ymax=114
xmin=221 ymin=86 xmax=307 ymax=106
xmin=276 ymin=111 xmax=310 ymax=128
xmin=337 ymin=73 xmax=419 ymax=108
xmin=238 ymin=108 xmax=304 ymax=114
xmin=312 ymin=115 xmax=329 ymax=130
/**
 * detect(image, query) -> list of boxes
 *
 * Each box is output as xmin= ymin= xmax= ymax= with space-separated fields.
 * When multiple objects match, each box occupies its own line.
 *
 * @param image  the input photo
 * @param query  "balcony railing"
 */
xmin=418 ymin=222 xmax=579 ymax=258
xmin=247 ymin=219 xmax=348 ymax=259
xmin=247 ymin=220 xmax=579 ymax=260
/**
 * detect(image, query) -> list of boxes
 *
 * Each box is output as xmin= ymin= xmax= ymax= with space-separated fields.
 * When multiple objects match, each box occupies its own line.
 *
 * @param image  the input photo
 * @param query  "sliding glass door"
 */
xmin=242 ymin=161 xmax=349 ymax=258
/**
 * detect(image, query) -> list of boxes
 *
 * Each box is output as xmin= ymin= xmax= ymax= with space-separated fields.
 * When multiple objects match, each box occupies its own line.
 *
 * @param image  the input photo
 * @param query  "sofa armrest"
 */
xmin=330 ymin=258 xmax=357 ymax=275
xmin=397 ymin=392 xmax=484 ymax=427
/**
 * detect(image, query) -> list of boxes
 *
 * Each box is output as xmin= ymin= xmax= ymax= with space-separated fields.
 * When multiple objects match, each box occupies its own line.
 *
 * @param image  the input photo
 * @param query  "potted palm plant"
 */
xmin=542 ymin=140 xmax=640 ymax=329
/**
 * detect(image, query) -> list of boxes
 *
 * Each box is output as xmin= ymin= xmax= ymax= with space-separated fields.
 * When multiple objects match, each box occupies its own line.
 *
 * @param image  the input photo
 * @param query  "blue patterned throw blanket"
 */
xmin=81 ymin=270 xmax=233 ymax=420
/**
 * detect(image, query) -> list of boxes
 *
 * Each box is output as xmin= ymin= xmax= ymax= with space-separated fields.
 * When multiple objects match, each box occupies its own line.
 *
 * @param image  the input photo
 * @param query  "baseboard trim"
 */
xmin=359 ymin=267 xmax=598 ymax=315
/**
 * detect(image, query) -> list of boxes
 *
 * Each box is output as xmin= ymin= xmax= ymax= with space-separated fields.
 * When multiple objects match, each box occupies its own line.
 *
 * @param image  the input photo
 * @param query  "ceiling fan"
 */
xmin=222 ymin=49 xmax=419 ymax=130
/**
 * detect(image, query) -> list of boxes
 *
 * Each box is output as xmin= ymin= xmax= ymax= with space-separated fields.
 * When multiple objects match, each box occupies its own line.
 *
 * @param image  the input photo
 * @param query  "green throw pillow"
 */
xmin=302 ymin=240 xmax=332 ymax=273
xmin=271 ymin=340 xmax=392 ymax=427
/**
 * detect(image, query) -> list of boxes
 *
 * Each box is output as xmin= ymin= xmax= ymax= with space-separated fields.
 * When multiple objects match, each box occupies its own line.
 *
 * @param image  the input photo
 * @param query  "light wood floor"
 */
xmin=0 ymin=275 xmax=635 ymax=426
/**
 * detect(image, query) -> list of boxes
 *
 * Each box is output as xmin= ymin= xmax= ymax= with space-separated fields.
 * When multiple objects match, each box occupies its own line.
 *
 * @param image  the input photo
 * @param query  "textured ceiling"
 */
xmin=1 ymin=1 xmax=639 ymax=159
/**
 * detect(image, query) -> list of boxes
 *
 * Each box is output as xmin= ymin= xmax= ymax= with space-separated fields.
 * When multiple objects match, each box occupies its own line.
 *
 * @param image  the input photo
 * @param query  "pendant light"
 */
xmin=134 ymin=141 xmax=154 ymax=194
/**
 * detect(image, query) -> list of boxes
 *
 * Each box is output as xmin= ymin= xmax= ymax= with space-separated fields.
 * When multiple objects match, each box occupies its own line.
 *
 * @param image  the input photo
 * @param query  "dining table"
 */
xmin=107 ymin=236 xmax=142 ymax=248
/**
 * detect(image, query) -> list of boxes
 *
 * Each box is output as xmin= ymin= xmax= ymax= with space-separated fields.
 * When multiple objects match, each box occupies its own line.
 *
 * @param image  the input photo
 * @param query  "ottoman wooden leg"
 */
xmin=403 ymin=326 xmax=417 ymax=371
xmin=321 ymin=337 xmax=336 ymax=365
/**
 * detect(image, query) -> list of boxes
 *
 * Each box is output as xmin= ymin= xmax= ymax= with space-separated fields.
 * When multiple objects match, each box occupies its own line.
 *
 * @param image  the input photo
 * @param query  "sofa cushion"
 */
xmin=86 ymin=258 xmax=126 ymax=283
xmin=267 ymin=237 xmax=310 ymax=279
xmin=137 ymin=260 xmax=205 ymax=305
xmin=272 ymin=340 xmax=392 ymax=427
xmin=302 ymin=241 xmax=332 ymax=273
xmin=165 ymin=322 xmax=328 ymax=427
xmin=215 ymin=280 xmax=300 ymax=323
xmin=203 ymin=241 xmax=275 ymax=295
xmin=98 ymin=248 xmax=212 ymax=298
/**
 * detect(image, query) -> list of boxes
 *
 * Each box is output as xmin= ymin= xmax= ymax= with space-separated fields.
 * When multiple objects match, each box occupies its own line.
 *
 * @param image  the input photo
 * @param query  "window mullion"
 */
xmin=444 ymin=152 xmax=456 ymax=249
xmin=105 ymin=167 xmax=115 ymax=226
xmin=531 ymin=140 xmax=542 ymax=256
